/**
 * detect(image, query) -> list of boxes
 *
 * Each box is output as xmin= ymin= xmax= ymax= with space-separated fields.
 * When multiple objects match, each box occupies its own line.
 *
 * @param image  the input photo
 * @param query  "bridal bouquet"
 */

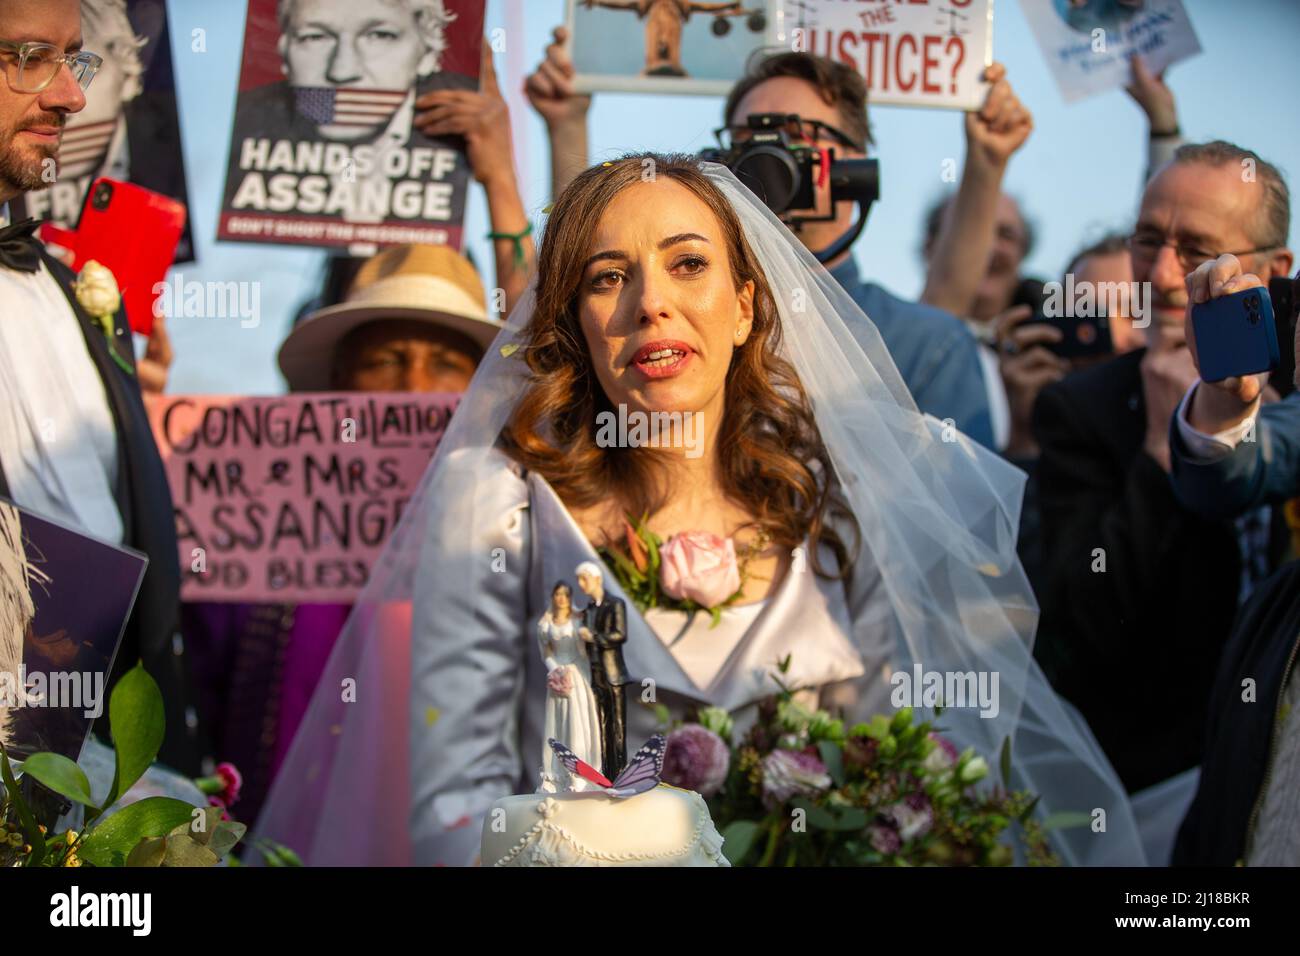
xmin=659 ymin=662 xmax=1062 ymax=867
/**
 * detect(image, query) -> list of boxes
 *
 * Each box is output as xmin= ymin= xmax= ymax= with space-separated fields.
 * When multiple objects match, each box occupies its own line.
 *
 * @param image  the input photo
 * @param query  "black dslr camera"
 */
xmin=699 ymin=112 xmax=880 ymax=227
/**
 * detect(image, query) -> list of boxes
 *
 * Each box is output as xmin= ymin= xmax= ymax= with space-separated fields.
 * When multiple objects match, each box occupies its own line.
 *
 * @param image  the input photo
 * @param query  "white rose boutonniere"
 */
xmin=74 ymin=260 xmax=133 ymax=374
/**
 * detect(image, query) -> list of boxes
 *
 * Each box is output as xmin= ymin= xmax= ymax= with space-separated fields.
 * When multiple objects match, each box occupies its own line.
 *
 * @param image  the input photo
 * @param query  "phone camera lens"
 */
xmin=91 ymin=182 xmax=113 ymax=211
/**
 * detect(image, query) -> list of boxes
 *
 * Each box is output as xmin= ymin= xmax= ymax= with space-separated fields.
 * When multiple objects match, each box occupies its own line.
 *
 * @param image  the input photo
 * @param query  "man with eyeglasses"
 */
xmin=0 ymin=0 xmax=194 ymax=771
xmin=1032 ymin=139 xmax=1294 ymax=796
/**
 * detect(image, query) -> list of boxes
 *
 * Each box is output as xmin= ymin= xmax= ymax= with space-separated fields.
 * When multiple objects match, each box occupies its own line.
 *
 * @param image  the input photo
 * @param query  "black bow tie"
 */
xmin=0 ymin=218 xmax=44 ymax=273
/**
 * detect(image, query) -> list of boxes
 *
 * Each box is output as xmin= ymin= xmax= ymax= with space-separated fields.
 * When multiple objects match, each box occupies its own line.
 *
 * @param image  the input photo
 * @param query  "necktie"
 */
xmin=0 ymin=218 xmax=43 ymax=273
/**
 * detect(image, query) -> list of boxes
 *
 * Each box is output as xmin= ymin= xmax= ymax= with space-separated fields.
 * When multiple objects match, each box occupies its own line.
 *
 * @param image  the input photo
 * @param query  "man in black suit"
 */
xmin=575 ymin=562 xmax=629 ymax=779
xmin=0 ymin=0 xmax=193 ymax=771
xmin=1032 ymin=140 xmax=1294 ymax=793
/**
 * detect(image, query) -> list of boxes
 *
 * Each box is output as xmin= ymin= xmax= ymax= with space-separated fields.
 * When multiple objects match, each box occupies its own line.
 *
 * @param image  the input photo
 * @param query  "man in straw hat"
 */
xmin=278 ymin=243 xmax=502 ymax=393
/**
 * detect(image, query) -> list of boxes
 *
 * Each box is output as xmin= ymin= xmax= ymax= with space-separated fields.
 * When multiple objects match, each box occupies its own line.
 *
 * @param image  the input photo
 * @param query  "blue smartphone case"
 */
xmin=1190 ymin=286 xmax=1279 ymax=382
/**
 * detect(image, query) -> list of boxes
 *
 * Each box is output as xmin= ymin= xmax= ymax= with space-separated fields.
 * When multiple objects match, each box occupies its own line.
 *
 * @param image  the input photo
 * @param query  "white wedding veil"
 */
xmin=254 ymin=160 xmax=1146 ymax=867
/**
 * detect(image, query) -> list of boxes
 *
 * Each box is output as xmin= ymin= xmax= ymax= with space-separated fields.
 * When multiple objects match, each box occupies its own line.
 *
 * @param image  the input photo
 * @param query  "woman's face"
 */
xmin=553 ymin=587 xmax=570 ymax=611
xmin=577 ymin=178 xmax=754 ymax=422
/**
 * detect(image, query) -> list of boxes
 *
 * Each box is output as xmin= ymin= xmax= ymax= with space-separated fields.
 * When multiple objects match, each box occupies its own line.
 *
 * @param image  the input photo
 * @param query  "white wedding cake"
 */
xmin=480 ymin=785 xmax=730 ymax=867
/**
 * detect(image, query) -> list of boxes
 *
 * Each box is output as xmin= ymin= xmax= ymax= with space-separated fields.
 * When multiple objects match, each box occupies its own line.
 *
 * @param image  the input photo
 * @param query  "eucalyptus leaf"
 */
xmin=76 ymin=797 xmax=197 ymax=868
xmin=720 ymin=820 xmax=761 ymax=865
xmin=1000 ymin=736 xmax=1013 ymax=789
xmin=1042 ymin=811 xmax=1094 ymax=832
xmin=162 ymin=833 xmax=221 ymax=868
xmin=19 ymin=752 xmax=96 ymax=807
xmin=207 ymin=821 xmax=248 ymax=860
xmin=817 ymin=740 xmax=845 ymax=788
xmin=125 ymin=836 xmax=166 ymax=867
xmin=105 ymin=663 xmax=166 ymax=808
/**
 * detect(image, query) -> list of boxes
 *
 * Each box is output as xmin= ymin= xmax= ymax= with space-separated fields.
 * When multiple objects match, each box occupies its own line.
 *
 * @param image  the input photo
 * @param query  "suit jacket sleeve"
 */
xmin=409 ymin=455 xmax=530 ymax=866
xmin=607 ymin=599 xmax=627 ymax=646
xmin=1170 ymin=391 xmax=1300 ymax=519
xmin=1032 ymin=380 xmax=1200 ymax=675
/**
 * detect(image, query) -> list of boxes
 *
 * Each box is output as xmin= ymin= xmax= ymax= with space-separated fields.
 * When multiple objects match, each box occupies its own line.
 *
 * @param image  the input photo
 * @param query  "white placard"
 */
xmin=1018 ymin=0 xmax=1201 ymax=103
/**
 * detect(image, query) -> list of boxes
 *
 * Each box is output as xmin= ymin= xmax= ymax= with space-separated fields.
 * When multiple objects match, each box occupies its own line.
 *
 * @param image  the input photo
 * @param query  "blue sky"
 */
xmin=163 ymin=0 xmax=1300 ymax=394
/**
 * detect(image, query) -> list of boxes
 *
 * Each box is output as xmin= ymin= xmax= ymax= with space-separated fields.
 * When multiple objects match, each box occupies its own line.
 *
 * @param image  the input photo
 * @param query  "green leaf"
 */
xmin=162 ymin=834 xmax=221 ymax=867
xmin=999 ymin=736 xmax=1013 ymax=789
xmin=1041 ymin=811 xmax=1094 ymax=832
xmin=720 ymin=820 xmax=761 ymax=865
xmin=817 ymin=740 xmax=845 ymax=788
xmin=0 ymin=743 xmax=45 ymax=866
xmin=125 ymin=836 xmax=166 ymax=867
xmin=207 ymin=821 xmax=247 ymax=860
xmin=76 ymin=797 xmax=197 ymax=868
xmin=18 ymin=753 xmax=96 ymax=807
xmin=1017 ymin=794 xmax=1041 ymax=824
xmin=831 ymin=807 xmax=869 ymax=831
xmin=105 ymin=663 xmax=166 ymax=808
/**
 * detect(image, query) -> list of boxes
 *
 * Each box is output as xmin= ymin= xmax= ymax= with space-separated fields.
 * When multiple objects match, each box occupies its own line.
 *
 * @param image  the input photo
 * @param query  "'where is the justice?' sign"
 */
xmin=217 ymin=0 xmax=485 ymax=251
xmin=776 ymin=0 xmax=993 ymax=110
xmin=146 ymin=393 xmax=458 ymax=603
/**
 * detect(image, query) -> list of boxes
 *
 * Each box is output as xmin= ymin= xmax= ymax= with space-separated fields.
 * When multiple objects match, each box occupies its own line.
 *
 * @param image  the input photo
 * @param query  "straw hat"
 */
xmin=277 ymin=244 xmax=502 ymax=391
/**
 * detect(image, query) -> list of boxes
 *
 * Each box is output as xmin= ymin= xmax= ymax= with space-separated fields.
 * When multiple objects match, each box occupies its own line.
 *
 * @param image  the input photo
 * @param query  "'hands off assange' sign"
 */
xmin=777 ymin=0 xmax=992 ymax=110
xmin=146 ymin=394 xmax=457 ymax=603
xmin=217 ymin=0 xmax=485 ymax=250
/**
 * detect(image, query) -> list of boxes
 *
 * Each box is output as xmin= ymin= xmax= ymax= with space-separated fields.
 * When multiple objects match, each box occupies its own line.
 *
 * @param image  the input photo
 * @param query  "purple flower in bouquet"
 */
xmin=760 ymin=749 xmax=832 ymax=807
xmin=868 ymin=822 xmax=902 ymax=855
xmin=663 ymin=725 xmax=730 ymax=798
xmin=886 ymin=792 xmax=933 ymax=841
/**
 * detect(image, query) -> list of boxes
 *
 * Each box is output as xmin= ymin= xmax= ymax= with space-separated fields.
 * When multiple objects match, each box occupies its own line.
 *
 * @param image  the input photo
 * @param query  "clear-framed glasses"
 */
xmin=1125 ymin=231 xmax=1277 ymax=273
xmin=714 ymin=115 xmax=860 ymax=152
xmin=0 ymin=40 xmax=102 ymax=94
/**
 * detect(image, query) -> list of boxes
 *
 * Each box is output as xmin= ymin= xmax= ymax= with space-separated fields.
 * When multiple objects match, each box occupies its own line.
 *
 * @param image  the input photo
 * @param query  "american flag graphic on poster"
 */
xmin=292 ymin=88 xmax=408 ymax=129
xmin=56 ymin=120 xmax=117 ymax=178
xmin=217 ymin=0 xmax=486 ymax=253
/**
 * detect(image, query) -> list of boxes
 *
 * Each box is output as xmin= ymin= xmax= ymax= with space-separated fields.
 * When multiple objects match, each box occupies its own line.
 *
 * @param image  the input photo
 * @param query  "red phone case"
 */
xmin=40 ymin=178 xmax=187 ymax=337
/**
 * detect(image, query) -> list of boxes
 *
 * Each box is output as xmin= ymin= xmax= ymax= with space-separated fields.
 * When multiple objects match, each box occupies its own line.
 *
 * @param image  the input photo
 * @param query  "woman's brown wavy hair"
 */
xmin=501 ymin=153 xmax=858 ymax=578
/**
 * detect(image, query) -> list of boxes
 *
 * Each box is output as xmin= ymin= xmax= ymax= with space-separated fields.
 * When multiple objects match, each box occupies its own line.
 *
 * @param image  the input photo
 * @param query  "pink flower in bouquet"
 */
xmin=886 ymin=793 xmax=933 ymax=841
xmin=760 ymin=749 xmax=832 ymax=807
xmin=660 ymin=532 xmax=741 ymax=608
xmin=216 ymin=762 xmax=243 ymax=806
xmin=868 ymin=822 xmax=902 ymax=855
xmin=663 ymin=725 xmax=730 ymax=798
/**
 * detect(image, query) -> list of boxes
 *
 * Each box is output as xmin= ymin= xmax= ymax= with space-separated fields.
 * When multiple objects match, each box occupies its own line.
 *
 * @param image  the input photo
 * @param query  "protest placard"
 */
xmin=146 ymin=393 xmax=458 ymax=604
xmin=13 ymin=0 xmax=195 ymax=262
xmin=776 ymin=0 xmax=993 ymax=110
xmin=0 ymin=498 xmax=146 ymax=763
xmin=1018 ymin=0 xmax=1201 ymax=103
xmin=568 ymin=0 xmax=780 ymax=96
xmin=217 ymin=0 xmax=484 ymax=251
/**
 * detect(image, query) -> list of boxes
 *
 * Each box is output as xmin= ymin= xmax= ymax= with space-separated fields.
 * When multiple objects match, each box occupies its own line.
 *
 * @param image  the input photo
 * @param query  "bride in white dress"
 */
xmin=536 ymin=581 xmax=601 ymax=791
xmin=256 ymin=155 xmax=1145 ymax=868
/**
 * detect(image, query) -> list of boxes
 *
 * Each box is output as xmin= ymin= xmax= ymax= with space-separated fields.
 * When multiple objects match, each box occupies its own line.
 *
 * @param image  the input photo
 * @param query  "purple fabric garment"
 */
xmin=181 ymin=601 xmax=352 ymax=824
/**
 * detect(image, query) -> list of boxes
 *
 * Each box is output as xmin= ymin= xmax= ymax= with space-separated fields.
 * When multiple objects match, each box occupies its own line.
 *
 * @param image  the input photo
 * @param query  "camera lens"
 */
xmin=731 ymin=147 xmax=801 ymax=214
xmin=91 ymin=181 xmax=114 ymax=211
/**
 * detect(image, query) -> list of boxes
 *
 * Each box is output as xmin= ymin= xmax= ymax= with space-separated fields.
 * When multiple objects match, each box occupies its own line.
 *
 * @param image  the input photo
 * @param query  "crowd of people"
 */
xmin=1 ymin=0 xmax=1297 ymax=867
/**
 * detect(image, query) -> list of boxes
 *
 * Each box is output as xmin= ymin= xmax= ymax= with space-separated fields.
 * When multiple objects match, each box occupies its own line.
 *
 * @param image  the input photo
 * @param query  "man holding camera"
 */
xmin=0 ymin=0 xmax=193 ymax=770
xmin=513 ymin=35 xmax=994 ymax=448
xmin=1032 ymin=140 xmax=1294 ymax=794
xmin=1168 ymin=260 xmax=1300 ymax=865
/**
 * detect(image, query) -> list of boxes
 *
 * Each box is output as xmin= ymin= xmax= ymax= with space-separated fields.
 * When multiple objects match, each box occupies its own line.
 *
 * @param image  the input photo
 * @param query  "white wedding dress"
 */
xmin=536 ymin=611 xmax=602 ymax=792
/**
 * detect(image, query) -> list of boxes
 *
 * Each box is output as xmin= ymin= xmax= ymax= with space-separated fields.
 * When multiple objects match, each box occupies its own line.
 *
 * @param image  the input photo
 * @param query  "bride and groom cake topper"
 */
xmin=539 ymin=561 xmax=634 ymax=787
